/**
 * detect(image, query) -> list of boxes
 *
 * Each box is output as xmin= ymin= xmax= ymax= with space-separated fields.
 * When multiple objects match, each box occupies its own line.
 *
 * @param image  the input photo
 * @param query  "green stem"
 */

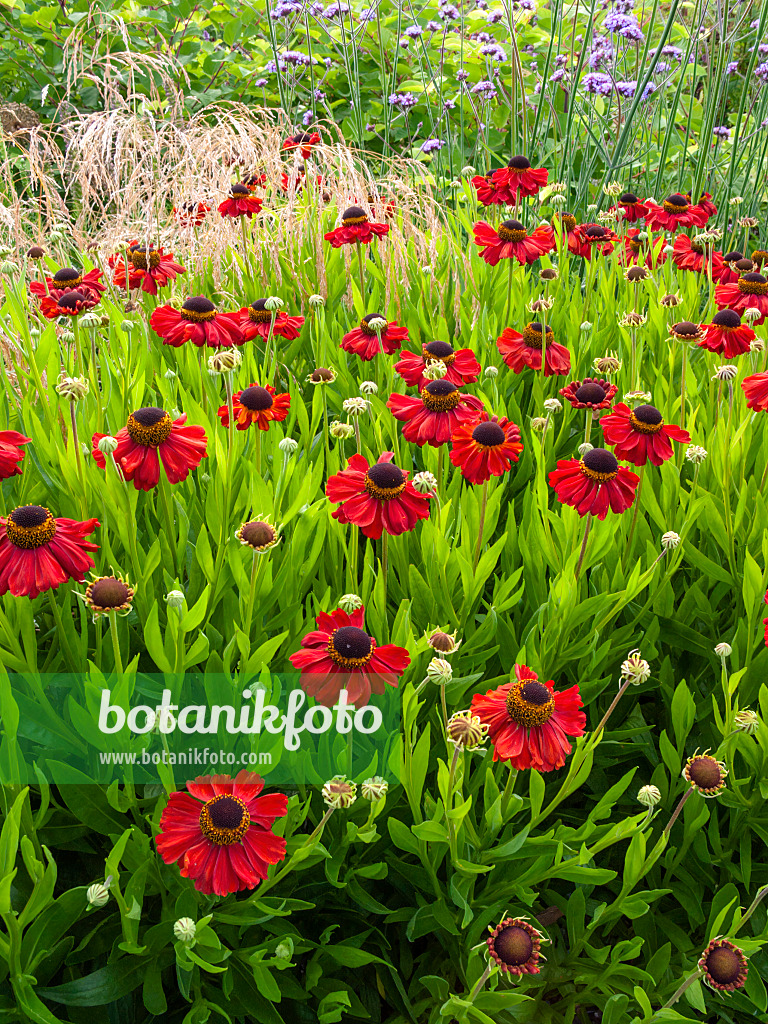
xmin=575 ymin=513 xmax=592 ymax=581
xmin=109 ymin=611 xmax=123 ymax=675
xmin=472 ymin=479 xmax=490 ymax=571
xmin=157 ymin=472 xmax=179 ymax=579
xmin=622 ymin=464 xmax=646 ymax=570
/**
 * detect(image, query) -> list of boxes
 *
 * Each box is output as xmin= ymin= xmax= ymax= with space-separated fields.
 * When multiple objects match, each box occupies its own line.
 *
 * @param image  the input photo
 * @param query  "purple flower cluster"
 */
xmin=661 ymin=44 xmax=683 ymax=61
xmin=588 ymin=35 xmax=614 ymax=69
xmin=486 ymin=9 xmax=503 ymax=22
xmin=713 ymin=125 xmax=731 ymax=139
xmin=725 ymin=61 xmax=739 ymax=75
xmin=322 ymin=2 xmax=349 ymax=17
xmin=421 ymin=138 xmax=446 ymax=152
xmin=439 ymin=3 xmax=461 ymax=20
xmin=282 ymin=50 xmax=313 ymax=65
xmin=583 ymin=71 xmax=613 ymax=94
xmin=427 ymin=19 xmax=443 ymax=31
xmin=756 ymin=61 xmax=768 ymax=81
xmin=271 ymin=0 xmax=304 ymax=16
xmin=404 ymin=23 xmax=423 ymax=36
xmin=480 ymin=43 xmax=507 ymax=60
xmin=471 ymin=79 xmax=498 ymax=99
xmin=388 ymin=92 xmax=419 ymax=108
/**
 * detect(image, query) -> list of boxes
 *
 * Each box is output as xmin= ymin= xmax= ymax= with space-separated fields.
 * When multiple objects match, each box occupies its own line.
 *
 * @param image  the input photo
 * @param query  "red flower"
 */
xmin=699 ymin=310 xmax=756 ymax=357
xmin=560 ymin=377 xmax=618 ymax=410
xmin=541 ymin=212 xmax=581 ymax=255
xmin=30 ymin=267 xmax=106 ymax=303
xmin=600 ymin=403 xmax=690 ymax=466
xmin=497 ymin=323 xmax=571 ymax=377
xmin=324 ymin=206 xmax=389 ymax=248
xmin=621 ymin=228 xmax=668 ymax=268
xmin=289 ymin=603 xmax=410 ymax=708
xmin=110 ymin=242 xmax=185 ymax=296
xmin=571 ymin=223 xmax=618 ymax=260
xmin=644 ymin=193 xmax=708 ymax=231
xmin=150 ymin=296 xmax=245 ymax=348
xmin=39 ymin=290 xmax=99 ymax=319
xmin=471 ymin=172 xmax=509 ymax=206
xmin=470 ymin=664 xmax=586 ymax=771
xmin=488 ymin=155 xmax=549 ymax=201
xmin=611 ymin=192 xmax=649 ymax=222
xmin=671 ymin=234 xmax=723 ymax=278
xmin=716 ymin=251 xmax=746 ymax=284
xmin=325 ymin=452 xmax=431 ymax=539
xmin=217 ymin=385 xmax=290 ymax=431
xmin=0 ymin=430 xmax=31 ymax=479
xmin=715 ymin=274 xmax=768 ymax=325
xmin=0 ymin=505 xmax=99 ymax=599
xmin=156 ymin=771 xmax=287 ymax=896
xmin=172 ymin=201 xmax=210 ymax=227
xmin=244 ymin=173 xmax=268 ymax=190
xmin=92 ymin=408 xmax=208 ymax=491
xmin=472 ymin=219 xmax=554 ymax=266
xmin=449 ymin=413 xmax=524 ymax=484
xmin=341 ymin=315 xmax=409 ymax=360
xmin=549 ymin=448 xmax=639 ymax=519
xmin=387 ymin=381 xmax=484 ymax=446
xmin=279 ymin=169 xmax=323 ymax=193
xmin=687 ymin=191 xmax=717 ymax=221
xmin=237 ymin=300 xmax=305 ymax=342
xmin=742 ymin=372 xmax=768 ymax=412
xmin=282 ymin=130 xmax=321 ymax=159
xmin=394 ymin=341 xmax=481 ymax=392
xmin=218 ymin=183 xmax=263 ymax=219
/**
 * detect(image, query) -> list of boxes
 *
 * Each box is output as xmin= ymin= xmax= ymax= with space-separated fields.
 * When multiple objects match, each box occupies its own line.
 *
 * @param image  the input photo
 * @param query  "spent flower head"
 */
xmin=361 ymin=776 xmax=388 ymax=801
xmin=686 ymin=444 xmax=708 ymax=464
xmin=56 ymin=375 xmax=89 ymax=401
xmin=620 ymin=649 xmax=651 ymax=685
xmin=447 ymin=709 xmax=489 ymax=750
xmin=661 ymin=531 xmax=681 ymax=550
xmin=322 ymin=775 xmax=357 ymax=809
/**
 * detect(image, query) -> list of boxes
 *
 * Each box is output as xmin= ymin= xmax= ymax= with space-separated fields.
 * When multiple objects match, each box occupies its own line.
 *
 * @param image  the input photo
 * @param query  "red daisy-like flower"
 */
xmin=671 ymin=234 xmax=723 ymax=278
xmin=541 ymin=212 xmax=581 ymax=255
xmin=471 ymin=171 xmax=508 ymax=206
xmin=282 ymin=130 xmax=321 ymax=159
xmin=488 ymin=155 xmax=549 ymax=202
xmin=0 ymin=430 xmax=31 ymax=479
xmin=487 ymin=918 xmax=546 ymax=976
xmin=697 ymin=938 xmax=748 ymax=994
xmin=244 ymin=173 xmax=268 ymax=191
xmin=472 ymin=219 xmax=554 ymax=266
xmin=742 ymin=372 xmax=768 ymax=412
xmin=716 ymin=251 xmax=746 ymax=284
xmin=150 ymin=296 xmax=245 ymax=348
xmin=0 ymin=505 xmax=99 ymax=599
xmin=92 ymin=407 xmax=208 ymax=491
xmin=560 ymin=377 xmax=618 ymax=410
xmin=611 ymin=192 xmax=649 ymax=222
xmin=549 ymin=448 xmax=640 ymax=519
xmin=699 ymin=310 xmax=756 ymax=358
xmin=218 ymin=183 xmax=264 ymax=219
xmin=470 ymin=664 xmax=586 ymax=771
xmin=621 ymin=228 xmax=668 ymax=268
xmin=341 ymin=314 xmax=409 ymax=360
xmin=599 ymin=403 xmax=690 ymax=466
xmin=394 ymin=341 xmax=481 ymax=392
xmin=172 ymin=201 xmax=211 ymax=227
xmin=686 ymin=191 xmax=718 ymax=221
xmin=324 ymin=206 xmax=389 ymax=248
xmin=289 ymin=603 xmax=410 ymax=708
xmin=387 ymin=380 xmax=484 ymax=447
xmin=237 ymin=299 xmax=305 ymax=342
xmin=571 ymin=223 xmax=618 ymax=261
xmin=279 ymin=168 xmax=324 ymax=194
xmin=217 ymin=384 xmax=290 ymax=432
xmin=716 ymin=273 xmax=768 ymax=325
xmin=39 ymin=290 xmax=100 ymax=319
xmin=156 ymin=771 xmax=287 ymax=897
xmin=497 ymin=323 xmax=571 ymax=377
xmin=325 ymin=452 xmax=430 ymax=540
xmin=110 ymin=242 xmax=186 ymax=296
xmin=644 ymin=193 xmax=708 ymax=231
xmin=30 ymin=267 xmax=107 ymax=303
xmin=449 ymin=413 xmax=524 ymax=484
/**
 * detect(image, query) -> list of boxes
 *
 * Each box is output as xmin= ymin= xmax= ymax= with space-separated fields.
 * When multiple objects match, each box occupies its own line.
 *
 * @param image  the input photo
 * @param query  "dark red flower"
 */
xmin=289 ymin=603 xmax=410 ymax=708
xmin=621 ymin=228 xmax=668 ymax=268
xmin=394 ymin=341 xmax=481 ymax=392
xmin=571 ymin=223 xmax=618 ymax=260
xmin=560 ymin=377 xmax=618 ymax=410
xmin=0 ymin=430 xmax=31 ymax=479
xmin=150 ymin=296 xmax=245 ymax=348
xmin=217 ymin=385 xmax=290 ymax=431
xmin=39 ymin=290 xmax=99 ymax=319
xmin=697 ymin=938 xmax=748 ymax=994
xmin=600 ymin=403 xmax=690 ymax=466
xmin=472 ymin=219 xmax=554 ymax=266
xmin=92 ymin=408 xmax=208 ymax=491
xmin=487 ymin=918 xmax=546 ymax=975
xmin=549 ymin=448 xmax=639 ymax=519
xmin=541 ymin=212 xmax=581 ymax=255
xmin=742 ymin=372 xmax=768 ymax=412
xmin=644 ymin=193 xmax=708 ymax=231
xmin=172 ymin=201 xmax=211 ymax=227
xmin=110 ymin=242 xmax=185 ymax=296
xmin=341 ymin=314 xmax=409 ymax=360
xmin=244 ymin=173 xmax=268 ymax=191
xmin=716 ymin=274 xmax=768 ymax=324
xmin=671 ymin=234 xmax=723 ymax=278
xmin=218 ymin=183 xmax=264 ymax=219
xmin=449 ymin=413 xmax=524 ymax=484
xmin=470 ymin=664 xmax=586 ymax=771
xmin=686 ymin=191 xmax=717 ymax=221
xmin=282 ymin=130 xmax=321 ymax=159
xmin=325 ymin=452 xmax=431 ymax=539
xmin=324 ymin=206 xmax=389 ymax=248
xmin=237 ymin=300 xmax=305 ymax=342
xmin=156 ymin=771 xmax=287 ymax=896
xmin=471 ymin=172 xmax=508 ymax=206
xmin=30 ymin=267 xmax=106 ymax=303
xmin=387 ymin=380 xmax=484 ymax=446
xmin=0 ymin=505 xmax=99 ymax=599
xmin=611 ymin=192 xmax=649 ymax=222
xmin=699 ymin=310 xmax=756 ymax=357
xmin=487 ymin=155 xmax=549 ymax=201
xmin=716 ymin=251 xmax=745 ymax=284
xmin=497 ymin=323 xmax=571 ymax=377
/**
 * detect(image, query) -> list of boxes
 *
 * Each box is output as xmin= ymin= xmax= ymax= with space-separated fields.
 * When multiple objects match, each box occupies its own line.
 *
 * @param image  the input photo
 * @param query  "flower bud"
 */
xmin=174 ymin=917 xmax=197 ymax=944
xmin=308 ymin=293 xmax=325 ymax=308
xmin=447 ymin=709 xmax=489 ymax=750
xmin=593 ymin=354 xmax=621 ymax=374
xmin=619 ymin=311 xmax=647 ymax=328
xmin=338 ymin=593 xmax=363 ymax=613
xmin=663 ymin=244 xmax=674 ymax=254
xmin=60 ymin=330 xmax=76 ymax=344
xmin=412 ymin=470 xmax=437 ymax=494
xmin=484 ymin=365 xmax=499 ymax=379
xmin=359 ymin=380 xmax=378 ymax=395
xmin=427 ymin=630 xmax=460 ymax=653
xmin=426 ymin=657 xmax=453 ymax=684
xmin=543 ymin=397 xmax=562 ymax=412
xmin=423 ymin=360 xmax=448 ymax=380
xmin=366 ymin=316 xmax=388 ymax=334
xmin=460 ymin=165 xmax=476 ymax=177
xmin=603 ymin=180 xmax=623 ymax=196
xmin=329 ymin=420 xmax=354 ymax=439
xmin=264 ymin=296 xmax=284 ymax=311
xmin=743 ymin=307 xmax=762 ymax=323
xmin=660 ymin=292 xmax=681 ymax=307
xmin=734 ymin=709 xmax=760 ymax=734
xmin=86 ymin=882 xmax=110 ymax=909
xmin=714 ymin=642 xmax=732 ymax=658
xmin=322 ymin=775 xmax=357 ymax=809
xmin=120 ymin=319 xmax=136 ymax=332
xmin=620 ymin=649 xmax=651 ymax=685
xmin=164 ymin=368 xmax=177 ymax=380
xmin=361 ymin=776 xmax=388 ymax=801
xmin=165 ymin=590 xmax=185 ymax=609
xmin=343 ymin=396 xmax=368 ymax=416
xmin=97 ymin=435 xmax=119 ymax=455
xmin=275 ymin=937 xmax=294 ymax=960
xmin=713 ymin=365 xmax=738 ymax=382
xmin=208 ymin=348 xmax=242 ymax=374
xmin=56 ymin=375 xmax=89 ymax=401
xmin=577 ymin=442 xmax=594 ymax=457
xmin=624 ymin=390 xmax=652 ymax=403
xmin=661 ymin=531 xmax=680 ymax=550
xmin=531 ymin=416 xmax=548 ymax=432
xmin=279 ymin=437 xmax=298 ymax=455
xmin=728 ymin=196 xmax=743 ymax=206
xmin=637 ymin=784 xmax=661 ymax=807
xmin=580 ymin=321 xmax=592 ymax=332
xmin=685 ymin=444 xmax=708 ymax=464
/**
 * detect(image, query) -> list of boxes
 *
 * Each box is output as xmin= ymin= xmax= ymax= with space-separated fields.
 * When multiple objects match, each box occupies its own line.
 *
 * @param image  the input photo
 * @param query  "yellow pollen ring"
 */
xmin=6 ymin=509 xmax=56 ymax=549
xmin=739 ymin=279 xmax=768 ymax=295
xmin=198 ymin=795 xmax=250 ymax=845
xmin=421 ymin=389 xmax=460 ymax=411
xmin=579 ymin=460 xmax=618 ymax=483
xmin=364 ymin=474 xmax=407 ymax=501
xmin=498 ymin=227 xmax=527 ymax=243
xmin=126 ymin=413 xmax=173 ymax=447
xmin=523 ymin=324 xmax=552 ymax=349
xmin=663 ymin=200 xmax=689 ymax=213
xmin=342 ymin=214 xmax=368 ymax=225
xmin=505 ymin=682 xmax=555 ymax=728
xmin=248 ymin=309 xmax=273 ymax=323
xmin=422 ymin=347 xmax=456 ymax=366
xmin=326 ymin=629 xmax=375 ymax=668
xmin=128 ymin=250 xmax=161 ymax=270
xmin=629 ymin=412 xmax=663 ymax=435
xmin=180 ymin=307 xmax=217 ymax=322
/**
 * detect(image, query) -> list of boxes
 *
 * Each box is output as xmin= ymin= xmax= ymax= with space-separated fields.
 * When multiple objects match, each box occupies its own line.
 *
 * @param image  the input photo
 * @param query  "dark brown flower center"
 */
xmin=672 ymin=321 xmax=700 ymax=337
xmin=422 ymin=379 xmax=460 ymax=411
xmin=574 ymin=382 xmax=606 ymax=405
xmin=689 ymin=241 xmax=704 ymax=255
xmin=360 ymin=313 xmax=387 ymax=335
xmin=663 ymin=193 xmax=689 ymax=212
xmin=126 ymin=407 xmax=173 ymax=446
xmin=712 ymin=309 xmax=742 ymax=329
xmin=751 ymin=250 xmax=768 ymax=265
xmin=706 ymin=946 xmax=742 ymax=985
xmin=522 ymin=322 xmax=552 ymax=349
xmin=584 ymin=224 xmax=609 ymax=239
xmin=240 ymin=521 xmax=276 ymax=548
xmin=493 ymin=926 xmax=534 ymax=966
xmin=629 ymin=404 xmax=663 ymax=434
xmin=342 ymin=205 xmax=368 ymax=225
xmin=498 ymin=219 xmax=526 ymax=242
xmin=739 ymin=272 xmax=768 ymax=295
xmin=199 ymin=794 xmax=250 ymax=845
xmin=327 ymin=625 xmax=374 ymax=666
xmin=472 ymin=421 xmax=506 ymax=447
xmin=231 ymin=183 xmax=251 ymax=196
xmin=128 ymin=245 xmax=160 ymax=270
xmin=626 ymin=265 xmax=649 ymax=281
xmin=423 ymin=341 xmax=455 ymax=364
xmin=53 ymin=268 xmax=82 ymax=286
xmin=505 ymin=679 xmax=555 ymax=726
xmin=620 ymin=192 xmax=639 ymax=204
xmin=27 ymin=246 xmax=45 ymax=258
xmin=312 ymin=367 xmax=334 ymax=381
xmin=429 ymin=631 xmax=454 ymax=652
xmin=5 ymin=505 xmax=57 ymax=549
xmin=58 ymin=291 xmax=86 ymax=310
xmin=507 ymin=155 xmax=531 ymax=170
xmin=723 ymin=251 xmax=742 ymax=263
xmin=181 ymin=296 xmax=217 ymax=322
xmin=688 ymin=755 xmax=722 ymax=790
xmin=89 ymin=577 xmax=131 ymax=609
xmin=557 ymin=213 xmax=577 ymax=233
xmin=581 ymin=448 xmax=619 ymax=481
xmin=735 ymin=258 xmax=755 ymax=272
xmin=239 ymin=386 xmax=274 ymax=412
xmin=365 ymin=462 xmax=406 ymax=498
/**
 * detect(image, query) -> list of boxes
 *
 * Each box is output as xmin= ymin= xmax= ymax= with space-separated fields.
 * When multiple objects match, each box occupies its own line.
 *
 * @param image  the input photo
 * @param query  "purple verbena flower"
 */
xmin=661 ymin=44 xmax=683 ymax=61
xmin=471 ymin=79 xmax=498 ymax=99
xmin=405 ymin=23 xmax=423 ymax=36
xmin=456 ymin=68 xmax=470 ymax=81
xmin=282 ymin=50 xmax=311 ymax=65
xmin=427 ymin=19 xmax=443 ymax=31
xmin=487 ymin=9 xmax=503 ymax=22
xmin=583 ymin=71 xmax=613 ymax=94
xmin=713 ymin=125 xmax=731 ymax=139
xmin=481 ymin=43 xmax=507 ymax=60
xmin=725 ymin=61 xmax=739 ymax=74
xmin=421 ymin=138 xmax=446 ymax=152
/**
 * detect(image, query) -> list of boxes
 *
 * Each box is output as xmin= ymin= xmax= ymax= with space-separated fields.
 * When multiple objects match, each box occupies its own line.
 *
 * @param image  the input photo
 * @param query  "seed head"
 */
xmin=619 ymin=310 xmax=647 ymax=327
xmin=620 ymin=649 xmax=651 ymax=686
xmin=637 ymin=784 xmax=661 ymax=807
xmin=427 ymin=629 xmax=461 ymax=654
xmin=593 ymin=354 xmax=621 ymax=374
xmin=322 ymin=775 xmax=357 ymax=809
xmin=661 ymin=531 xmax=680 ymax=550
xmin=447 ymin=709 xmax=489 ymax=750
xmin=660 ymin=293 xmax=681 ymax=307
xmin=528 ymin=295 xmax=554 ymax=313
